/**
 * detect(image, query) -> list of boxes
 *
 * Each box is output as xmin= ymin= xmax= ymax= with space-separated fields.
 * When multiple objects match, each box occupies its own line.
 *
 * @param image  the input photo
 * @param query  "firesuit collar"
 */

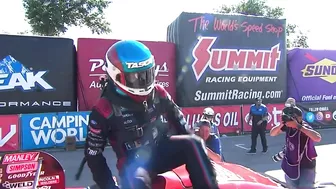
xmin=103 ymin=82 xmax=155 ymax=111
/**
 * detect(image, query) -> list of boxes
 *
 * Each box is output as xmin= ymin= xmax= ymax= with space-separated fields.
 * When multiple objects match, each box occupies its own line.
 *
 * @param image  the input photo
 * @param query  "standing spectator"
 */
xmin=270 ymin=97 xmax=321 ymax=189
xmin=247 ymin=97 xmax=269 ymax=154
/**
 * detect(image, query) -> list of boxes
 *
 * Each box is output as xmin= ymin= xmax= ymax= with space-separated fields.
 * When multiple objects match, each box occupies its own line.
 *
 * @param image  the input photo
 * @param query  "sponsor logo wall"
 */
xmin=0 ymin=35 xmax=77 ymax=115
xmin=297 ymin=102 xmax=336 ymax=128
xmin=0 ymin=103 xmax=335 ymax=152
xmin=167 ymin=12 xmax=287 ymax=107
xmin=182 ymin=105 xmax=242 ymax=134
xmin=20 ymin=112 xmax=89 ymax=150
xmin=287 ymin=48 xmax=336 ymax=102
xmin=77 ymin=38 xmax=176 ymax=111
xmin=0 ymin=151 xmax=65 ymax=188
xmin=183 ymin=104 xmax=285 ymax=134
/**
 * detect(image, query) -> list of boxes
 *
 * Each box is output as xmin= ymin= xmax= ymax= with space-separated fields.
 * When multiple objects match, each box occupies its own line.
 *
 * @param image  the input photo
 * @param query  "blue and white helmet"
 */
xmin=105 ymin=40 xmax=156 ymax=96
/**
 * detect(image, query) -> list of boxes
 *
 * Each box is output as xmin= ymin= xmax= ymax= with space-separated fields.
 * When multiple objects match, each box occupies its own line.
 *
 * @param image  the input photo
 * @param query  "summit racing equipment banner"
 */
xmin=0 ymin=151 xmax=65 ymax=189
xmin=182 ymin=105 xmax=242 ymax=134
xmin=0 ymin=35 xmax=76 ymax=114
xmin=167 ymin=12 xmax=287 ymax=107
xmin=288 ymin=48 xmax=336 ymax=102
xmin=20 ymin=112 xmax=89 ymax=150
xmin=77 ymin=38 xmax=176 ymax=111
xmin=297 ymin=101 xmax=336 ymax=128
xmin=0 ymin=115 xmax=19 ymax=152
xmin=242 ymin=103 xmax=284 ymax=132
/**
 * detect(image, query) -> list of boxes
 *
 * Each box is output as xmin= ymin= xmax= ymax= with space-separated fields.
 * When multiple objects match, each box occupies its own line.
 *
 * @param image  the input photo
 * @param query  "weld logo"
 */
xmin=191 ymin=36 xmax=281 ymax=81
xmin=301 ymin=53 xmax=336 ymax=84
xmin=0 ymin=55 xmax=54 ymax=91
xmin=2 ymin=181 xmax=33 ymax=189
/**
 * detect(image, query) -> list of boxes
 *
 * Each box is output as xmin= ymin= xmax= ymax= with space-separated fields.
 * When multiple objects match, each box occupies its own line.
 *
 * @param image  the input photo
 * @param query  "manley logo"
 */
xmin=191 ymin=36 xmax=281 ymax=81
xmin=301 ymin=53 xmax=336 ymax=83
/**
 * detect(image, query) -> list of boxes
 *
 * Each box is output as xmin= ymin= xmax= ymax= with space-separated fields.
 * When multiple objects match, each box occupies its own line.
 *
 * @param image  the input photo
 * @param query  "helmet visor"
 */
xmin=124 ymin=66 xmax=155 ymax=89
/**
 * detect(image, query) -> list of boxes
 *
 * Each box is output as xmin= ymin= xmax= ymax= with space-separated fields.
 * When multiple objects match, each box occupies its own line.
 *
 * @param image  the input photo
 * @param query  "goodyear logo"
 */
xmin=301 ymin=58 xmax=336 ymax=83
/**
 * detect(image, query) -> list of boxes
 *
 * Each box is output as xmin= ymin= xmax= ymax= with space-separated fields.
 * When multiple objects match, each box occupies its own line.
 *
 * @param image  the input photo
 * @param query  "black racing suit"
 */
xmin=84 ymin=83 xmax=218 ymax=189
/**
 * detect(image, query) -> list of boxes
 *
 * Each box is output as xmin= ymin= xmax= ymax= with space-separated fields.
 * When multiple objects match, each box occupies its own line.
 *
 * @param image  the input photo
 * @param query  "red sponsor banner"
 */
xmin=0 ymin=115 xmax=19 ymax=152
xmin=77 ymin=38 xmax=176 ymax=111
xmin=0 ymin=151 xmax=65 ymax=189
xmin=182 ymin=105 xmax=242 ymax=134
xmin=242 ymin=103 xmax=284 ymax=132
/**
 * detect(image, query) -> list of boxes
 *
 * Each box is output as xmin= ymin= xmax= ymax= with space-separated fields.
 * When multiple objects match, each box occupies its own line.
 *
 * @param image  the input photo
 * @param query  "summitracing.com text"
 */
xmin=194 ymin=89 xmax=283 ymax=101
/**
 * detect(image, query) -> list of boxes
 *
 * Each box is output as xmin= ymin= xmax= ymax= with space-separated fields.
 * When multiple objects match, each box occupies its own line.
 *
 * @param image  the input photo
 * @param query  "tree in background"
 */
xmin=22 ymin=0 xmax=112 ymax=36
xmin=214 ymin=0 xmax=309 ymax=48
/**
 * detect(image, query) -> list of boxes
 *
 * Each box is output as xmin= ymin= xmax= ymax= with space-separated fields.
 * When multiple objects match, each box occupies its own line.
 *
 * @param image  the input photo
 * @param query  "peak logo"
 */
xmin=0 ymin=55 xmax=54 ymax=91
xmin=191 ymin=37 xmax=281 ymax=81
xmin=301 ymin=54 xmax=336 ymax=83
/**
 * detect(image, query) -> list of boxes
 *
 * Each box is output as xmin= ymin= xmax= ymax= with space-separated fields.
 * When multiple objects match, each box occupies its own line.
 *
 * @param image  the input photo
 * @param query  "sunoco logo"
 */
xmin=301 ymin=54 xmax=336 ymax=83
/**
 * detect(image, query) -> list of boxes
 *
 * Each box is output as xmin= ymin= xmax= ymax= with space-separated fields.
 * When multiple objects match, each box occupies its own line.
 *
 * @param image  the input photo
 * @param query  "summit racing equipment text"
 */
xmin=205 ymin=76 xmax=278 ymax=83
xmin=191 ymin=36 xmax=281 ymax=81
xmin=194 ymin=89 xmax=283 ymax=101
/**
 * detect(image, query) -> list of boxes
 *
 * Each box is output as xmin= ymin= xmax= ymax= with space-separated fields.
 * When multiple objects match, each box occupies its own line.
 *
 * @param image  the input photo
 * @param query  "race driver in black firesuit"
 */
xmin=84 ymin=40 xmax=218 ymax=189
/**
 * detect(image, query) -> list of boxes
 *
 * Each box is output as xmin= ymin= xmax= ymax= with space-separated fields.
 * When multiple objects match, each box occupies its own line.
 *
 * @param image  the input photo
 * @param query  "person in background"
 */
xmin=247 ymin=97 xmax=269 ymax=154
xmin=272 ymin=97 xmax=299 ymax=162
xmin=270 ymin=97 xmax=321 ymax=189
xmin=195 ymin=119 xmax=224 ymax=161
xmin=195 ymin=107 xmax=220 ymax=137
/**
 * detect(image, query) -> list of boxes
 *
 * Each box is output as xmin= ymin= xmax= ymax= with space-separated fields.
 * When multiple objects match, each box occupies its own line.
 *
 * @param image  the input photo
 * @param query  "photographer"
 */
xmin=270 ymin=98 xmax=321 ymax=189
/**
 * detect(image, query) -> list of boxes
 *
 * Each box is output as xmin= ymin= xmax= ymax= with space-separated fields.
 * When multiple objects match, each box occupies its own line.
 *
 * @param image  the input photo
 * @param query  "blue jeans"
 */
xmin=285 ymin=168 xmax=316 ymax=189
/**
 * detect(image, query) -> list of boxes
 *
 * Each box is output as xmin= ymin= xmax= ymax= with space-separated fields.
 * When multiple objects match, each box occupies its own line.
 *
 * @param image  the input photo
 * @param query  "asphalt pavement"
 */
xmin=48 ymin=128 xmax=336 ymax=188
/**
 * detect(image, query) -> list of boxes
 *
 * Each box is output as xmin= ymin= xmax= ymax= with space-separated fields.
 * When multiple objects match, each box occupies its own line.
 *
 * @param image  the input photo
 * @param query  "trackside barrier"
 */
xmin=0 ymin=102 xmax=335 ymax=152
xmin=182 ymin=103 xmax=285 ymax=135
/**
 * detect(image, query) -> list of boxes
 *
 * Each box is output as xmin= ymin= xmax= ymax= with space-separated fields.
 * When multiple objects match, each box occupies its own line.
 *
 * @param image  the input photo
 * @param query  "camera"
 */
xmin=281 ymin=107 xmax=295 ymax=122
xmin=282 ymin=106 xmax=302 ymax=123
xmin=272 ymin=150 xmax=285 ymax=162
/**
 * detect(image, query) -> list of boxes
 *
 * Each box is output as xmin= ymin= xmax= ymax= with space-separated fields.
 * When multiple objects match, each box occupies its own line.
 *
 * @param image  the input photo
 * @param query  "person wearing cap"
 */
xmin=195 ymin=119 xmax=223 ymax=161
xmin=247 ymin=97 xmax=269 ymax=154
xmin=270 ymin=97 xmax=321 ymax=189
